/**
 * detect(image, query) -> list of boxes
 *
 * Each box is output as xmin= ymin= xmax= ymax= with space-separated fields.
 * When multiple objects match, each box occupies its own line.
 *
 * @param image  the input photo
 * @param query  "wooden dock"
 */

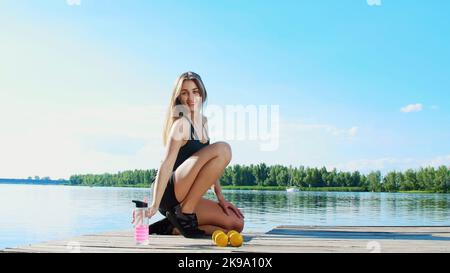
xmin=2 ymin=226 xmax=450 ymax=253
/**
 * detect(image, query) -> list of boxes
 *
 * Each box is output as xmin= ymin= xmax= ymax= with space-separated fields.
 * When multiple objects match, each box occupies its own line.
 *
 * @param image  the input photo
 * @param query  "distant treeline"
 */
xmin=0 ymin=178 xmax=68 ymax=185
xmin=69 ymin=169 xmax=158 ymax=188
xmin=68 ymin=164 xmax=450 ymax=193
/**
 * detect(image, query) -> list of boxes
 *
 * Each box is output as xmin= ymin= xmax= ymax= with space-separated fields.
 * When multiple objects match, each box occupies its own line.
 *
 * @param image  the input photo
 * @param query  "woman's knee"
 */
xmin=234 ymin=217 xmax=244 ymax=233
xmin=223 ymin=216 xmax=244 ymax=233
xmin=213 ymin=141 xmax=232 ymax=163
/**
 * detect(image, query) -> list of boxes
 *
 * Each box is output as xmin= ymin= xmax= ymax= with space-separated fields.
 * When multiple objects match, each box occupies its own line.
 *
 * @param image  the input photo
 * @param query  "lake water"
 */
xmin=1 ymin=184 xmax=449 ymax=249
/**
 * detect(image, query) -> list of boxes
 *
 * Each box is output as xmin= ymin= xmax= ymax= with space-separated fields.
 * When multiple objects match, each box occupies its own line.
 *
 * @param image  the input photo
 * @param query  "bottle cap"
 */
xmin=132 ymin=200 xmax=148 ymax=208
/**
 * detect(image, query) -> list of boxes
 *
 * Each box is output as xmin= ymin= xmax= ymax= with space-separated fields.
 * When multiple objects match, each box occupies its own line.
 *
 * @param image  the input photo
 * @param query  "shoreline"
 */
xmin=0 ymin=182 xmax=444 ymax=194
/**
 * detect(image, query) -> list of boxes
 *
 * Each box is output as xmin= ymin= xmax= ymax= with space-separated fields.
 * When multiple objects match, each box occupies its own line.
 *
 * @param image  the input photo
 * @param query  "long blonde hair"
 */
xmin=162 ymin=71 xmax=208 ymax=146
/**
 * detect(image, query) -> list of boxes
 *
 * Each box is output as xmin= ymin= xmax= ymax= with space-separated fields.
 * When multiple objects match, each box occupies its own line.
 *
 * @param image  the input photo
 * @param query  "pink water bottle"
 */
xmin=132 ymin=200 xmax=149 ymax=245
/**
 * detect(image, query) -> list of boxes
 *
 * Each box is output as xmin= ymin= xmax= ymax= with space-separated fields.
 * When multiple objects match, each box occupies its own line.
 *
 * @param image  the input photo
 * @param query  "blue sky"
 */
xmin=1 ymin=0 xmax=449 ymax=179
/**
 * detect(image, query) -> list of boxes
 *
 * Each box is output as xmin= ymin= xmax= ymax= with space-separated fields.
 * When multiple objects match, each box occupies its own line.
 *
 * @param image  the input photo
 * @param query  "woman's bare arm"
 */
xmin=150 ymin=118 xmax=189 ymax=211
xmin=211 ymin=179 xmax=225 ymax=202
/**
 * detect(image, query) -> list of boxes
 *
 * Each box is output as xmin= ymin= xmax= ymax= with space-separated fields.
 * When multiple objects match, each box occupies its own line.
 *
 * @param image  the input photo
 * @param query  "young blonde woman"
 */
xmin=142 ymin=71 xmax=244 ymax=238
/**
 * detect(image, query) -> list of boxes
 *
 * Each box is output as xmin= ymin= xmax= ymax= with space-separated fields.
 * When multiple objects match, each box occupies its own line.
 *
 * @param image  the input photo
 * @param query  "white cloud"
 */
xmin=330 ymin=154 xmax=450 ymax=174
xmin=67 ymin=0 xmax=81 ymax=6
xmin=2 ymin=100 xmax=446 ymax=180
xmin=283 ymin=121 xmax=359 ymax=138
xmin=426 ymin=155 xmax=450 ymax=167
xmin=400 ymin=103 xmax=423 ymax=113
xmin=0 ymin=103 xmax=167 ymax=179
xmin=4 ymin=106 xmax=360 ymax=179
xmin=331 ymin=157 xmax=414 ymax=173
xmin=348 ymin=127 xmax=359 ymax=137
xmin=367 ymin=0 xmax=382 ymax=6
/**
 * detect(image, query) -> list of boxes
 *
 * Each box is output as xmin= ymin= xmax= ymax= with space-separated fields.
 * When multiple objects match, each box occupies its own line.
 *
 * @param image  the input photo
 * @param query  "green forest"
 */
xmin=68 ymin=164 xmax=450 ymax=193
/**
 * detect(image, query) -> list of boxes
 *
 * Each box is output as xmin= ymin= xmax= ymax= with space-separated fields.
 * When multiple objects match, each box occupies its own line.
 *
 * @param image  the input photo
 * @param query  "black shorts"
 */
xmin=158 ymin=171 xmax=180 ymax=216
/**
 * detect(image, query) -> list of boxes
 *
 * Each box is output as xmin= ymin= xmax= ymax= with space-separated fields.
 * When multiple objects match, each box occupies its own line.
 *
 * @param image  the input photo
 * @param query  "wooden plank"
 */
xmin=268 ymin=226 xmax=450 ymax=241
xmin=274 ymin=226 xmax=450 ymax=233
xmin=2 ymin=226 xmax=450 ymax=253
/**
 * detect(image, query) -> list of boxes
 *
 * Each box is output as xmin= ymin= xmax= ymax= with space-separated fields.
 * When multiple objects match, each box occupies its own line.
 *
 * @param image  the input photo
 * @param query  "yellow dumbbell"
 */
xmin=227 ymin=230 xmax=239 ymax=237
xmin=228 ymin=230 xmax=244 ymax=247
xmin=212 ymin=230 xmax=223 ymax=241
xmin=212 ymin=229 xmax=244 ymax=247
xmin=212 ymin=230 xmax=228 ymax=247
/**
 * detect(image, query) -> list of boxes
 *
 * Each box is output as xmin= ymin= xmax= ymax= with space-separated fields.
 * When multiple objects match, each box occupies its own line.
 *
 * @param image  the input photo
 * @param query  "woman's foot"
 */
xmin=166 ymin=204 xmax=206 ymax=238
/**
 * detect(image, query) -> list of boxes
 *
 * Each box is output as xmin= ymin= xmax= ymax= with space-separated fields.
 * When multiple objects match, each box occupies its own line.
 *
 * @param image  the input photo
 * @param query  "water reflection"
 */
xmin=214 ymin=190 xmax=450 ymax=231
xmin=0 ymin=185 xmax=449 ymax=249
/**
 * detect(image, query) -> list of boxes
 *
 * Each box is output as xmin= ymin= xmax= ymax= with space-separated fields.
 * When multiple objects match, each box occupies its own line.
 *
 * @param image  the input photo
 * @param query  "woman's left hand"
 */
xmin=218 ymin=198 xmax=244 ymax=219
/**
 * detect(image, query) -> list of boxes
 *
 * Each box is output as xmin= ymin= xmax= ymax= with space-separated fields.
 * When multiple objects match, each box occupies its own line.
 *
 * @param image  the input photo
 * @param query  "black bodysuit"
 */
xmin=158 ymin=116 xmax=210 ymax=215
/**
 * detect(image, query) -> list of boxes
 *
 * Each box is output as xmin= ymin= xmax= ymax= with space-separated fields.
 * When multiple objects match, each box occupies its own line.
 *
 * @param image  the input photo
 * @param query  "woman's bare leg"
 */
xmin=173 ymin=141 xmax=232 ymax=213
xmin=180 ymin=154 xmax=230 ymax=213
xmin=195 ymin=198 xmax=244 ymax=235
xmin=197 ymin=225 xmax=227 ymax=235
